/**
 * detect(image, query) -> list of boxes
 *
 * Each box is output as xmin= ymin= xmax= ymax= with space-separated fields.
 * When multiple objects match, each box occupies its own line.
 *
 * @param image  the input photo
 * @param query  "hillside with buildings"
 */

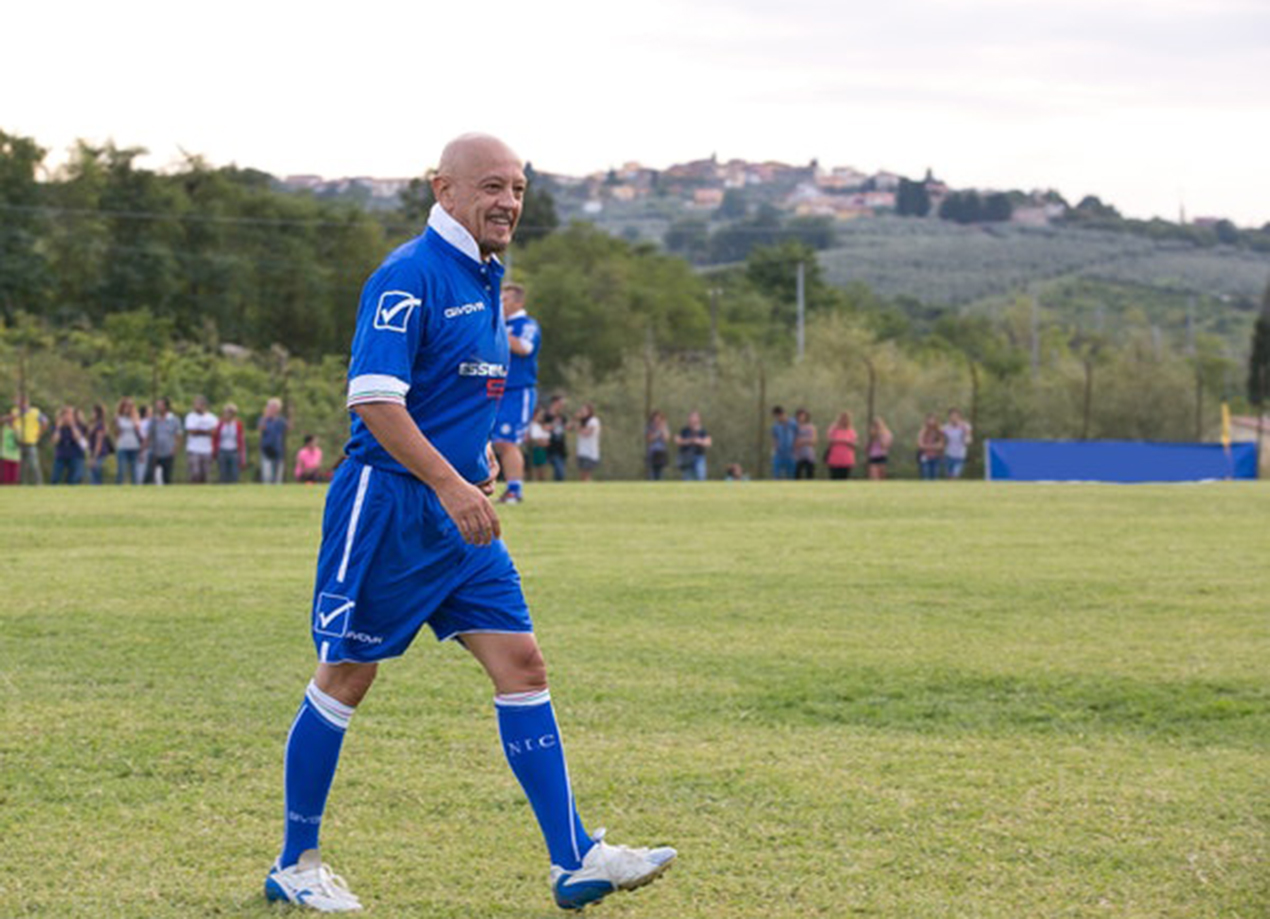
xmin=277 ymin=155 xmax=1270 ymax=356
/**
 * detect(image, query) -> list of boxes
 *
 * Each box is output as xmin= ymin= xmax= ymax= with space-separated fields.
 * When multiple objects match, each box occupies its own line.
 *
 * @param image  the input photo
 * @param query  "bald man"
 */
xmin=265 ymin=134 xmax=675 ymax=913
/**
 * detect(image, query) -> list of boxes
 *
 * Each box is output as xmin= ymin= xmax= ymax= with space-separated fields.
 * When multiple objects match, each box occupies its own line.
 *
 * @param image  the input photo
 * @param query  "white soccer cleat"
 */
xmin=550 ymin=829 xmax=677 ymax=911
xmin=264 ymin=849 xmax=363 ymax=912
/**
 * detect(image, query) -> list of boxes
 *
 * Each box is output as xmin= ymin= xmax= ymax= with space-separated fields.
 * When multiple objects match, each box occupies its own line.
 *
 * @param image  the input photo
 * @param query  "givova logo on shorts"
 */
xmin=314 ymin=592 xmax=354 ymax=638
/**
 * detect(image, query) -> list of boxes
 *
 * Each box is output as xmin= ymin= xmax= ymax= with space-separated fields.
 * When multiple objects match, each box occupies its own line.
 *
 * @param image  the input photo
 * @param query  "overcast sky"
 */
xmin=6 ymin=0 xmax=1268 ymax=226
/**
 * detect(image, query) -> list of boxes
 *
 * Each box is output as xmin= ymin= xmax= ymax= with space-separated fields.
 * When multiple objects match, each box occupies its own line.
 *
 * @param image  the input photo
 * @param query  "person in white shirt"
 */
xmin=941 ymin=407 xmax=973 ymax=479
xmin=574 ymin=403 xmax=601 ymax=482
xmin=184 ymin=396 xmax=219 ymax=483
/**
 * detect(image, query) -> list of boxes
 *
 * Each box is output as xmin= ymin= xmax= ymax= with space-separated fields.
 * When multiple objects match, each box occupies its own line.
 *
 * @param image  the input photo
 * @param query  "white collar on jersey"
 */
xmin=506 ymin=309 xmax=527 ymax=320
xmin=428 ymin=203 xmax=502 ymax=266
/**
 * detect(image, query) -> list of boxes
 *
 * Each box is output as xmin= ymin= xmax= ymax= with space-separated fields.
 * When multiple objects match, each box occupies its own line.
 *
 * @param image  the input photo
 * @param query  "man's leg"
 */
xmin=265 ymin=661 xmax=375 ymax=912
xmin=463 ymin=632 xmax=592 ymax=870
xmin=278 ymin=661 xmax=376 ymax=868
xmin=462 ymin=632 xmax=675 ymax=910
xmin=21 ymin=445 xmax=42 ymax=485
xmin=494 ymin=439 xmax=525 ymax=502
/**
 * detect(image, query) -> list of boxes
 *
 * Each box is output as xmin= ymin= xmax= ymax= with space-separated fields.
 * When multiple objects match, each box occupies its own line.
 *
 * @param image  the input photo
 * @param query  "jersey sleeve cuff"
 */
xmin=347 ymin=373 xmax=409 ymax=407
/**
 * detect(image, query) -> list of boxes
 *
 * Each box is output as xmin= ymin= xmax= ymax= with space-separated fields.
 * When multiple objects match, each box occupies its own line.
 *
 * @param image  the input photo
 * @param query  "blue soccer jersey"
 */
xmin=345 ymin=205 xmax=509 ymax=484
xmin=505 ymin=311 xmax=540 ymax=391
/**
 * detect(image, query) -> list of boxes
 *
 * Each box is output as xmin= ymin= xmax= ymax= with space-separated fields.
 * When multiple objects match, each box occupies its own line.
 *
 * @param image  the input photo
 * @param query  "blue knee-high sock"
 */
xmin=280 ymin=681 xmax=355 ymax=868
xmin=496 ymin=689 xmax=594 ymax=870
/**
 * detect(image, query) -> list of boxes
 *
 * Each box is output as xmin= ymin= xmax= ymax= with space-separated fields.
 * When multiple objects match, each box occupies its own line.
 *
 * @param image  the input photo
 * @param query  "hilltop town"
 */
xmin=279 ymin=155 xmax=1074 ymax=228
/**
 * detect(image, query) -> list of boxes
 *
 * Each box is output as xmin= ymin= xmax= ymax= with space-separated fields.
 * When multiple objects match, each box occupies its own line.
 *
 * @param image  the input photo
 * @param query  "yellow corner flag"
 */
xmin=1221 ymin=402 xmax=1232 ymax=450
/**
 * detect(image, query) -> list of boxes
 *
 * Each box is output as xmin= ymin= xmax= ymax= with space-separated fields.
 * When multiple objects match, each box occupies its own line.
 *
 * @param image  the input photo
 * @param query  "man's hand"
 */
xmin=353 ymin=402 xmax=501 ymax=545
xmin=436 ymin=478 xmax=501 ymax=546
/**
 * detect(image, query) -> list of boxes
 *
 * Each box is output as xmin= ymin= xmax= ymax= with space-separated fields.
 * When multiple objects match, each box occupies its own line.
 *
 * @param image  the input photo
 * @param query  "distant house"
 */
xmin=787 ymin=185 xmax=878 ymax=220
xmin=817 ymin=167 xmax=868 ymax=190
xmin=1011 ymin=207 xmax=1051 ymax=227
xmin=693 ymin=188 xmax=725 ymax=208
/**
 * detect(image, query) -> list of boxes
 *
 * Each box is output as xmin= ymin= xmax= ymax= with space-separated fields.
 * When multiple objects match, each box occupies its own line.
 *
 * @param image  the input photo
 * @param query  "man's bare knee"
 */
xmin=314 ymin=661 xmax=378 ymax=708
xmin=515 ymin=643 xmax=548 ymax=690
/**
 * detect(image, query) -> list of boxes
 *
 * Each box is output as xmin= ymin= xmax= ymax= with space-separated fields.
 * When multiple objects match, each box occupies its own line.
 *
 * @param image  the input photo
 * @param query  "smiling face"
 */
xmin=432 ymin=134 xmax=526 ymax=257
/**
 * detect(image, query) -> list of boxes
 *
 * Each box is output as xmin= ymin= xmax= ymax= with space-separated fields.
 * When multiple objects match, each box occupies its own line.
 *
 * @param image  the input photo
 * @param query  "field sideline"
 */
xmin=2 ymin=482 xmax=1267 ymax=918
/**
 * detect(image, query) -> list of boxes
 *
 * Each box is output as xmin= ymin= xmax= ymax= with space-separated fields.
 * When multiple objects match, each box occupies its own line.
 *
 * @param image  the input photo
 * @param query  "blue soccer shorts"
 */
xmin=310 ymin=459 xmax=533 ymax=664
xmin=493 ymin=388 xmax=537 ymax=446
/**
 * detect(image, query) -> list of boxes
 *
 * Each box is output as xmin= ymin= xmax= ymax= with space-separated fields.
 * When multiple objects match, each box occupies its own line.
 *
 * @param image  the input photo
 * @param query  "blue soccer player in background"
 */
xmin=264 ymin=133 xmax=676 ymax=912
xmin=493 ymin=281 xmax=540 ymax=504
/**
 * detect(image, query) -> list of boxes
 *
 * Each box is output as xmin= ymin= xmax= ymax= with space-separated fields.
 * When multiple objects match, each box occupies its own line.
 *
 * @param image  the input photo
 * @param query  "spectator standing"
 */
xmin=867 ymin=416 xmax=893 ymax=480
xmin=0 ymin=409 xmax=19 ymax=485
xmin=294 ymin=434 xmax=324 ymax=483
xmin=51 ymin=406 xmax=88 ymax=485
xmin=493 ymin=283 xmax=541 ymax=504
xmin=941 ymin=408 xmax=973 ymax=479
xmin=770 ymin=406 xmax=798 ymax=479
xmin=574 ymin=403 xmax=601 ymax=482
xmin=793 ymin=408 xmax=818 ymax=479
xmin=87 ymin=404 xmax=113 ymax=485
xmin=146 ymin=398 xmax=182 ymax=485
xmin=136 ymin=404 xmax=152 ymax=485
xmin=214 ymin=402 xmax=246 ymax=483
xmin=527 ymin=407 xmax=550 ymax=482
xmin=543 ymin=394 xmax=569 ymax=481
xmin=645 ymin=410 xmax=670 ymax=480
xmin=259 ymin=397 xmax=290 ymax=485
xmin=113 ymin=397 xmax=143 ymax=485
xmin=11 ymin=394 xmax=48 ymax=485
xmin=917 ymin=414 xmax=945 ymax=480
xmin=825 ymin=411 xmax=858 ymax=480
xmin=184 ymin=395 xmax=218 ymax=484
xmin=675 ymin=411 xmax=712 ymax=481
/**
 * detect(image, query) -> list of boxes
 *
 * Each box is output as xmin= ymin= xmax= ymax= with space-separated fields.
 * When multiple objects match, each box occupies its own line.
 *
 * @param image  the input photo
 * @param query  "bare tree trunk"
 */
xmin=865 ymin=356 xmax=877 ymax=436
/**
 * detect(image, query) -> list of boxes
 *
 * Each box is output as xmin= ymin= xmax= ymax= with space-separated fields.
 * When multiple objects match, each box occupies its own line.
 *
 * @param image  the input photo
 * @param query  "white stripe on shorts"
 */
xmin=337 ymin=464 xmax=373 ymax=584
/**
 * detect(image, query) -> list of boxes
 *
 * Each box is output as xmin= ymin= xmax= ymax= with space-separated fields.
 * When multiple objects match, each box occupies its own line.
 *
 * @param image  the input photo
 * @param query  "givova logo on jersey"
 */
xmin=373 ymin=291 xmax=420 ymax=333
xmin=458 ymin=361 xmax=508 ymax=399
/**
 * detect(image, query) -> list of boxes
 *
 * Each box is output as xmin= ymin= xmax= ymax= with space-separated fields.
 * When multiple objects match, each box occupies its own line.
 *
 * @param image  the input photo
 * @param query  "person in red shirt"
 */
xmin=294 ymin=434 xmax=325 ymax=483
xmin=825 ymin=411 xmax=858 ymax=479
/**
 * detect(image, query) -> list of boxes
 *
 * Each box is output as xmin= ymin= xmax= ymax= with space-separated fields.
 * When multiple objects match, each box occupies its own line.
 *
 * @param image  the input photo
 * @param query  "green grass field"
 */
xmin=3 ymin=482 xmax=1267 ymax=918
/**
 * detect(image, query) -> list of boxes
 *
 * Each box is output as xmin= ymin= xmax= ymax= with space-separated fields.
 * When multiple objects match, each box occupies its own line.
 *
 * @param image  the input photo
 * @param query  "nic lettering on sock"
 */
xmin=504 ymin=733 xmax=559 ymax=757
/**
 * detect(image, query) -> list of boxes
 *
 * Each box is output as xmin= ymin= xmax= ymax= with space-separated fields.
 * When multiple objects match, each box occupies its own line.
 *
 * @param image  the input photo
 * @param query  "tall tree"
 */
xmin=745 ymin=240 xmax=834 ymax=328
xmin=896 ymin=176 xmax=931 ymax=217
xmin=514 ymin=163 xmax=559 ymax=246
xmin=0 ymin=130 xmax=50 ymax=318
xmin=1248 ymin=280 xmax=1270 ymax=408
